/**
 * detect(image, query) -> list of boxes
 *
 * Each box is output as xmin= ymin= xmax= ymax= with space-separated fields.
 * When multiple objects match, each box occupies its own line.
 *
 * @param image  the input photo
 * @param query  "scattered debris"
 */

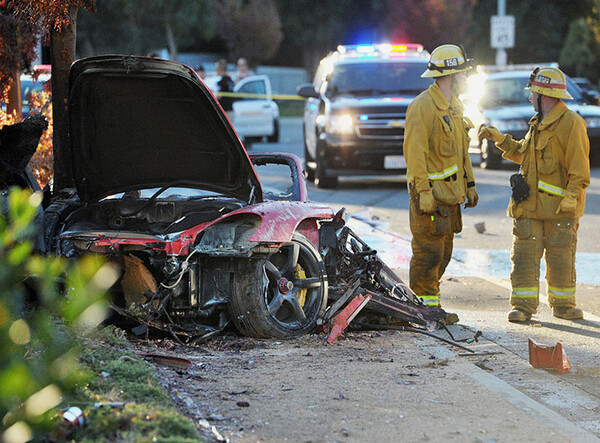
xmin=474 ymin=360 xmax=495 ymax=372
xmin=474 ymin=222 xmax=486 ymax=234
xmin=137 ymin=352 xmax=193 ymax=369
xmin=62 ymin=406 xmax=85 ymax=428
xmin=236 ymin=401 xmax=250 ymax=407
xmin=528 ymin=338 xmax=571 ymax=374
xmin=320 ymin=211 xmax=450 ymax=343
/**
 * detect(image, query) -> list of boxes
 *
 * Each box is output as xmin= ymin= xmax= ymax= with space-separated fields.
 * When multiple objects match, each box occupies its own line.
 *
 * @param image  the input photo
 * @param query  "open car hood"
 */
xmin=68 ymin=55 xmax=262 ymax=203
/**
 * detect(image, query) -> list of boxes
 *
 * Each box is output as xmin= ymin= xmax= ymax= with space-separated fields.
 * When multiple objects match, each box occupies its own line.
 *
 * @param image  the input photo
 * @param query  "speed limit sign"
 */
xmin=491 ymin=15 xmax=515 ymax=48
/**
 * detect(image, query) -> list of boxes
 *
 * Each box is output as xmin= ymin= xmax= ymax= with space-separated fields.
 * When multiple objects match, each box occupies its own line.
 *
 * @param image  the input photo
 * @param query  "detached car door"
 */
xmin=232 ymin=75 xmax=275 ymax=139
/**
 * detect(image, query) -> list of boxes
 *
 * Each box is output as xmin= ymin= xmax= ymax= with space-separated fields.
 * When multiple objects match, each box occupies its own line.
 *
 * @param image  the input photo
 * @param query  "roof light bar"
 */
xmin=337 ymin=43 xmax=425 ymax=56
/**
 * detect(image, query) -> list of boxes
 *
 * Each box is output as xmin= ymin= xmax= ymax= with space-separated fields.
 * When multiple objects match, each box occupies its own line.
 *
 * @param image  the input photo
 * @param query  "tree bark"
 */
xmin=6 ymin=70 xmax=23 ymax=120
xmin=51 ymin=5 xmax=78 ymax=191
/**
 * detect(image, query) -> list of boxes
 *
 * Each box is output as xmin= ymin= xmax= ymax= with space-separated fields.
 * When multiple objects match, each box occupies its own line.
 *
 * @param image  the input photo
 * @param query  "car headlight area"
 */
xmin=326 ymin=114 xmax=354 ymax=134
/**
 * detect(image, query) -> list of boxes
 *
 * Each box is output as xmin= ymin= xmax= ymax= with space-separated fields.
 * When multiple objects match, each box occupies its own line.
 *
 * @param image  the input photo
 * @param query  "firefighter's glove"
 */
xmin=418 ymin=189 xmax=436 ymax=214
xmin=556 ymin=194 xmax=578 ymax=215
xmin=465 ymin=187 xmax=479 ymax=208
xmin=478 ymin=125 xmax=504 ymax=143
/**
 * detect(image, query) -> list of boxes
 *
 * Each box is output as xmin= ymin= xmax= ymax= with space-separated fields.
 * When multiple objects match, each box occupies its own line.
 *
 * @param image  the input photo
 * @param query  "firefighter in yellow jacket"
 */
xmin=404 ymin=44 xmax=478 ymax=324
xmin=479 ymin=66 xmax=590 ymax=322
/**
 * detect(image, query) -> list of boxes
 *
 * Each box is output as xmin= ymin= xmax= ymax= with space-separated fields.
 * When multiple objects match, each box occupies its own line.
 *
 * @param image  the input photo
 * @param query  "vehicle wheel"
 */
xmin=480 ymin=138 xmax=502 ymax=169
xmin=229 ymin=233 xmax=328 ymax=338
xmin=314 ymin=139 xmax=338 ymax=188
xmin=303 ymin=133 xmax=315 ymax=181
xmin=267 ymin=118 xmax=280 ymax=143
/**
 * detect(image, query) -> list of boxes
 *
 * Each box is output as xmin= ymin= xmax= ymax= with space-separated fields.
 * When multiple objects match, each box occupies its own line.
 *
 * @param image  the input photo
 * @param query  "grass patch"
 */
xmin=67 ymin=325 xmax=203 ymax=442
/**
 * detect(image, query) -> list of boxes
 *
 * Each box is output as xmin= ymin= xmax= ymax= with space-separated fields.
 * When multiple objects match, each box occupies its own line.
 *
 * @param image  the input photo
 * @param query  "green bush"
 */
xmin=0 ymin=188 xmax=117 ymax=442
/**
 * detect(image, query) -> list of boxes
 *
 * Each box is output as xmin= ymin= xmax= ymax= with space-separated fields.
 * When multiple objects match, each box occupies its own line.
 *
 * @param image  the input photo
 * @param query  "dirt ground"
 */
xmin=130 ymin=271 xmax=600 ymax=443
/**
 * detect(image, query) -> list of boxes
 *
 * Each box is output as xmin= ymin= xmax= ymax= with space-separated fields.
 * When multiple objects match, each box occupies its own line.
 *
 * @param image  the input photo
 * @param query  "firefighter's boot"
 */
xmin=507 ymin=308 xmax=532 ymax=323
xmin=442 ymin=312 xmax=459 ymax=325
xmin=553 ymin=307 xmax=583 ymax=320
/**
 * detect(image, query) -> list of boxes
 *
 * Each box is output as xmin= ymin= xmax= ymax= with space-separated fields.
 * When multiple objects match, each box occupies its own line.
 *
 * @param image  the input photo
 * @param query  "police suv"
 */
xmin=297 ymin=44 xmax=433 ymax=188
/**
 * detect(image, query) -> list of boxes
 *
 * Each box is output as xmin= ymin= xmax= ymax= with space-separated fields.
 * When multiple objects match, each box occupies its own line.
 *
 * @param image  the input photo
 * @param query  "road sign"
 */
xmin=491 ymin=15 xmax=515 ymax=49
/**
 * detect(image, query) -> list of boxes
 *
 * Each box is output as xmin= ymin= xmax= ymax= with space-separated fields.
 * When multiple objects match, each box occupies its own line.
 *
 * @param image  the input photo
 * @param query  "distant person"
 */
xmin=215 ymin=59 xmax=235 ymax=114
xmin=195 ymin=65 xmax=206 ymax=80
xmin=479 ymin=67 xmax=590 ymax=322
xmin=235 ymin=57 xmax=253 ymax=83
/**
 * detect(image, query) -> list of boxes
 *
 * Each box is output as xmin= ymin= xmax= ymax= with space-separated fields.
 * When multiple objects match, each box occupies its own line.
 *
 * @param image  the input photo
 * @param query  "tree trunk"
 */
xmin=51 ymin=5 xmax=78 ymax=191
xmin=6 ymin=69 xmax=23 ymax=120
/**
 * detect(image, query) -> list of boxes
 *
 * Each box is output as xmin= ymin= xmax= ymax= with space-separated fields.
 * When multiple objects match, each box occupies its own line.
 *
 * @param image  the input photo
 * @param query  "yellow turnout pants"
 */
xmin=409 ymin=199 xmax=462 ymax=307
xmin=510 ymin=218 xmax=579 ymax=313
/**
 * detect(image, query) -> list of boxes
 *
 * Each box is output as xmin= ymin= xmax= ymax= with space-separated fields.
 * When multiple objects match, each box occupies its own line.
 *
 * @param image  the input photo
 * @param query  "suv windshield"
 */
xmin=482 ymin=75 xmax=583 ymax=107
xmin=329 ymin=62 xmax=432 ymax=95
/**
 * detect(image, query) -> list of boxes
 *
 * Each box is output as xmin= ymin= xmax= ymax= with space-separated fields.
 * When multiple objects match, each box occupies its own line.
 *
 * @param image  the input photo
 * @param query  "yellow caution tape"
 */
xmin=215 ymin=91 xmax=306 ymax=101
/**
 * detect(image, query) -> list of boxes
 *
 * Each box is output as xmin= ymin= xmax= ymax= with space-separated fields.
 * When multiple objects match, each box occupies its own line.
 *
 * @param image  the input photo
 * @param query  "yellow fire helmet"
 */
xmin=526 ymin=66 xmax=573 ymax=99
xmin=421 ymin=44 xmax=473 ymax=78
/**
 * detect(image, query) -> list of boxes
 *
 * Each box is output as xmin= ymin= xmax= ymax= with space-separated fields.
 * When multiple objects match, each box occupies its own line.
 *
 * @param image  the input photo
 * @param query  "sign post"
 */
xmin=491 ymin=0 xmax=515 ymax=67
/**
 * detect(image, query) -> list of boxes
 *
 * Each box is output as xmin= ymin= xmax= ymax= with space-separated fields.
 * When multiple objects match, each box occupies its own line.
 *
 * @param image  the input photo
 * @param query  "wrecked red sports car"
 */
xmin=2 ymin=56 xmax=446 ymax=344
xmin=43 ymin=55 xmax=336 ymax=339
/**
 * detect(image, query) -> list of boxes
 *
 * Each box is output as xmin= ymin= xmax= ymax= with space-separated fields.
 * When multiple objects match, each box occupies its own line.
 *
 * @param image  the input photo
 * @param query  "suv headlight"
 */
xmin=584 ymin=117 xmax=600 ymax=128
xmin=327 ymin=114 xmax=354 ymax=134
xmin=493 ymin=119 xmax=528 ymax=132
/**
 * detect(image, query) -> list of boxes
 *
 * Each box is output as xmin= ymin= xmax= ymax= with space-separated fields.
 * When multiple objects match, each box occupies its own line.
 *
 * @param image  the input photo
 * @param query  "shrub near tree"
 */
xmin=0 ymin=188 xmax=117 ymax=443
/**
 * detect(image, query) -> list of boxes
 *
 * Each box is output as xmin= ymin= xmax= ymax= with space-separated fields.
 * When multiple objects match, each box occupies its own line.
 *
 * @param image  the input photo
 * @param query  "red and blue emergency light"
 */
xmin=337 ymin=43 xmax=426 ymax=57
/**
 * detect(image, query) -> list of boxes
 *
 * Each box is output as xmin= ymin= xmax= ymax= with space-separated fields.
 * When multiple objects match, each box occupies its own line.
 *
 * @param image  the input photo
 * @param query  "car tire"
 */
xmin=303 ymin=130 xmax=315 ymax=181
xmin=480 ymin=137 xmax=502 ymax=170
xmin=267 ymin=118 xmax=280 ymax=143
xmin=314 ymin=139 xmax=338 ymax=189
xmin=229 ymin=233 xmax=328 ymax=338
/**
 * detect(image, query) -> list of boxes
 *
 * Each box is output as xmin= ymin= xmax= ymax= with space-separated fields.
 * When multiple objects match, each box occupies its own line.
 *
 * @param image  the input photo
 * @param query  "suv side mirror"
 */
xmin=297 ymin=83 xmax=319 ymax=99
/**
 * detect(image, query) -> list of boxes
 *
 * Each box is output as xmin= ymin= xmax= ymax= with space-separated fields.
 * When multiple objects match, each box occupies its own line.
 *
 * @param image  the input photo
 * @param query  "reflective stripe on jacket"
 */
xmin=404 ymin=83 xmax=476 ymax=205
xmin=496 ymin=101 xmax=590 ymax=219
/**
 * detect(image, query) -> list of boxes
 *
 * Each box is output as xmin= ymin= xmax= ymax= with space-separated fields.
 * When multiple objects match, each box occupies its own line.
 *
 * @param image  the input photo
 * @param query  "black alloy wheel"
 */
xmin=229 ymin=233 xmax=328 ymax=338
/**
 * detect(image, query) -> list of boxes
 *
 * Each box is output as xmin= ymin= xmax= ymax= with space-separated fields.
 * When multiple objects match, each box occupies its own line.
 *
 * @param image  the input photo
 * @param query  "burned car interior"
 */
xmin=2 ymin=56 xmax=470 ymax=349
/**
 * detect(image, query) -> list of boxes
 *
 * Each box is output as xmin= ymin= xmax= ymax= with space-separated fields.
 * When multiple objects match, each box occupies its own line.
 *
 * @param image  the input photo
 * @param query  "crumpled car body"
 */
xmin=44 ymin=55 xmax=335 ymax=339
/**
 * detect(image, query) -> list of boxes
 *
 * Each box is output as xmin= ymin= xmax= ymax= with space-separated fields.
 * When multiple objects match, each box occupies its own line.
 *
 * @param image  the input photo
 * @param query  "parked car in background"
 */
xmin=204 ymin=74 xmax=280 ymax=144
xmin=463 ymin=65 xmax=600 ymax=168
xmin=297 ymin=43 xmax=432 ymax=188
xmin=572 ymin=77 xmax=600 ymax=105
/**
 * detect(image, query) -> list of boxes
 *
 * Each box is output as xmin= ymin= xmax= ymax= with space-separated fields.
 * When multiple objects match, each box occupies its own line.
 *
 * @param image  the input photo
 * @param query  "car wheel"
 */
xmin=303 ymin=131 xmax=315 ymax=181
xmin=480 ymin=138 xmax=502 ymax=169
xmin=314 ymin=139 xmax=338 ymax=189
xmin=229 ymin=233 xmax=328 ymax=338
xmin=267 ymin=118 xmax=280 ymax=143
